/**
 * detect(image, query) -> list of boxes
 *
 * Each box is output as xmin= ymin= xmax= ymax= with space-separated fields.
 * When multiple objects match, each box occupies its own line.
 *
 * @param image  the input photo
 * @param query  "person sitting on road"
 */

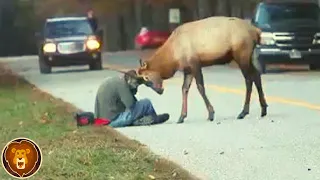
xmin=94 ymin=70 xmax=169 ymax=128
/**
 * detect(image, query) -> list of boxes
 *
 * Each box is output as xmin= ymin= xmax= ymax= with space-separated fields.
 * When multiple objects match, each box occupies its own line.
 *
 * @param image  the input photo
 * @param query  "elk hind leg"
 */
xmin=177 ymin=70 xmax=194 ymax=123
xmin=253 ymin=70 xmax=268 ymax=117
xmin=193 ymin=65 xmax=215 ymax=121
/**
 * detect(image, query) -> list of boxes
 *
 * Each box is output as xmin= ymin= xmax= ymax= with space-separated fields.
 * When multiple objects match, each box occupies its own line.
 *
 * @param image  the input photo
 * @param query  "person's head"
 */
xmin=136 ymin=60 xmax=164 ymax=95
xmin=124 ymin=70 xmax=144 ymax=91
xmin=87 ymin=10 xmax=94 ymax=18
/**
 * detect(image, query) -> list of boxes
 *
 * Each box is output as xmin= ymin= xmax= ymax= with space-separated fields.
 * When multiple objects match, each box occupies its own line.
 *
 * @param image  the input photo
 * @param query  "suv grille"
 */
xmin=57 ymin=42 xmax=85 ymax=54
xmin=274 ymin=32 xmax=318 ymax=50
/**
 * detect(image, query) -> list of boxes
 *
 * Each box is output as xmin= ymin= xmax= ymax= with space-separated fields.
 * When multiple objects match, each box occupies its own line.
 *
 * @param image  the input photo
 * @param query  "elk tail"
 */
xmin=250 ymin=26 xmax=264 ymax=74
xmin=251 ymin=47 xmax=264 ymax=74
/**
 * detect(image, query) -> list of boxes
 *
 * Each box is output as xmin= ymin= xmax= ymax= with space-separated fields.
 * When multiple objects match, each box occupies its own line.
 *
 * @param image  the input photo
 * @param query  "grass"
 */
xmin=0 ymin=63 xmax=198 ymax=180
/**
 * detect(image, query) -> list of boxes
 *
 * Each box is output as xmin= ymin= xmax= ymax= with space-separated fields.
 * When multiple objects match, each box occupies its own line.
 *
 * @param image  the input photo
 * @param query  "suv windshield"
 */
xmin=44 ymin=19 xmax=93 ymax=38
xmin=255 ymin=3 xmax=320 ymax=25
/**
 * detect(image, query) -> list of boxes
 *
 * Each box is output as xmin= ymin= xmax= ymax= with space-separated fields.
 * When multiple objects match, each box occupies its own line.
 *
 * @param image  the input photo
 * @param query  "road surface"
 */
xmin=2 ymin=52 xmax=320 ymax=180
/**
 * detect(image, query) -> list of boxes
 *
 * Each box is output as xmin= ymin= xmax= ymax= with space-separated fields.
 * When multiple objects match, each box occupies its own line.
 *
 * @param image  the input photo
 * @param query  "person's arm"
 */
xmin=88 ymin=18 xmax=98 ymax=32
xmin=118 ymin=83 xmax=137 ymax=110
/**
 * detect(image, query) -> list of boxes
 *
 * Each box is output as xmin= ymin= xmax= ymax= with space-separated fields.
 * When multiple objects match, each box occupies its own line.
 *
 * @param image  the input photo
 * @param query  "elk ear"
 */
xmin=137 ymin=68 xmax=145 ymax=78
xmin=139 ymin=60 xmax=148 ymax=70
xmin=137 ymin=67 xmax=148 ymax=76
xmin=137 ymin=68 xmax=142 ymax=75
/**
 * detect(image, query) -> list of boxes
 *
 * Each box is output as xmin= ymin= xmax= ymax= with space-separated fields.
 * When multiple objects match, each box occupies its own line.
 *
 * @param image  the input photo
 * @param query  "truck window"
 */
xmin=44 ymin=19 xmax=93 ymax=38
xmin=255 ymin=3 xmax=320 ymax=25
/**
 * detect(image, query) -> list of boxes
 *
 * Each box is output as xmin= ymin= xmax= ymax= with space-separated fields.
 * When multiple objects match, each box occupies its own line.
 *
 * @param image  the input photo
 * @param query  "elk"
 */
xmin=135 ymin=16 xmax=268 ymax=124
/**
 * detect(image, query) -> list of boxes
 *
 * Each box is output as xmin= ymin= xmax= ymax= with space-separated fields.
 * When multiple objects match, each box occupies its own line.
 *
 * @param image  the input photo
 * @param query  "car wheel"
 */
xmin=39 ymin=57 xmax=52 ymax=74
xmin=89 ymin=58 xmax=102 ymax=70
xmin=309 ymin=63 xmax=320 ymax=71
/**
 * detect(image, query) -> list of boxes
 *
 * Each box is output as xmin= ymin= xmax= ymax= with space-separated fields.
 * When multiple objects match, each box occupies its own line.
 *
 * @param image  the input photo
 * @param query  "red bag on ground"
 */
xmin=74 ymin=112 xmax=111 ymax=127
xmin=93 ymin=118 xmax=111 ymax=126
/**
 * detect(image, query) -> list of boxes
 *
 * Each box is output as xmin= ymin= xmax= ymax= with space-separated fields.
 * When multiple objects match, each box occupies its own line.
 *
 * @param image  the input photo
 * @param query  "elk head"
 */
xmin=137 ymin=59 xmax=164 ymax=95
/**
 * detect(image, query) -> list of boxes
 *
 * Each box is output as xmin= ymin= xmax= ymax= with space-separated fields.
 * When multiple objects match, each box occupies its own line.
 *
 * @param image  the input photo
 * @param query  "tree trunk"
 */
xmin=215 ymin=0 xmax=231 ymax=16
xmin=123 ymin=1 xmax=136 ymax=49
xmin=134 ymin=0 xmax=142 ymax=33
xmin=197 ymin=0 xmax=210 ymax=19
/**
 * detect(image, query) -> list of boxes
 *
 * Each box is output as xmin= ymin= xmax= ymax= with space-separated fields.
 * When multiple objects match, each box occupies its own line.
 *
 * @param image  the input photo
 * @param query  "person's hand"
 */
xmin=131 ymin=88 xmax=137 ymax=95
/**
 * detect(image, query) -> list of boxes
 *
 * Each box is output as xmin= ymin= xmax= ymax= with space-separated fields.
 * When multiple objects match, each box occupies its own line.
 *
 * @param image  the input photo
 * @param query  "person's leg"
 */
xmin=132 ymin=115 xmax=154 ymax=126
xmin=130 ymin=98 xmax=157 ymax=120
xmin=110 ymin=98 xmax=169 ymax=127
xmin=109 ymin=111 xmax=134 ymax=128
xmin=130 ymin=98 xmax=170 ymax=125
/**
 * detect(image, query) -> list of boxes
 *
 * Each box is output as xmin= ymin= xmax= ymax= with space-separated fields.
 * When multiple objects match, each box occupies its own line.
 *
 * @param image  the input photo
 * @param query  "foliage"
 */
xmin=0 ymin=0 xmax=38 ymax=56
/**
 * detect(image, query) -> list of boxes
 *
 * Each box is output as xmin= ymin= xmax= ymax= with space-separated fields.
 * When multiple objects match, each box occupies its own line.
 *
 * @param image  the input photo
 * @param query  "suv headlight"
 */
xmin=86 ymin=36 xmax=100 ymax=50
xmin=43 ymin=43 xmax=56 ymax=53
xmin=260 ymin=32 xmax=275 ymax=45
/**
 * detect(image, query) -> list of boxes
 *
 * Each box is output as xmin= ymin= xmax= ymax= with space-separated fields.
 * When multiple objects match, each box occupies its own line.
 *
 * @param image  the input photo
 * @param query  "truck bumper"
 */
xmin=42 ymin=51 xmax=101 ymax=67
xmin=256 ymin=47 xmax=320 ymax=65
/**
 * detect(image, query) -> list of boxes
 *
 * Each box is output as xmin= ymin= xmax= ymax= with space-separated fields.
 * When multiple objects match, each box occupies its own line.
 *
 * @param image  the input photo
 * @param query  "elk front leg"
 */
xmin=177 ymin=71 xmax=193 ymax=123
xmin=193 ymin=66 xmax=215 ymax=121
xmin=237 ymin=75 xmax=253 ymax=119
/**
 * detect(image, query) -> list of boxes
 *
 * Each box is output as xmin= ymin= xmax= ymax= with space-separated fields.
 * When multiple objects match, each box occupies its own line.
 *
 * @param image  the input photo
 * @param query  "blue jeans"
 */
xmin=109 ymin=98 xmax=157 ymax=128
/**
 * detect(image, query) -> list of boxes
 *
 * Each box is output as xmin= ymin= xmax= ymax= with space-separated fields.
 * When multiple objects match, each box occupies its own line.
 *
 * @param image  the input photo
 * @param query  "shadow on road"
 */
xmin=265 ymin=69 xmax=310 ymax=74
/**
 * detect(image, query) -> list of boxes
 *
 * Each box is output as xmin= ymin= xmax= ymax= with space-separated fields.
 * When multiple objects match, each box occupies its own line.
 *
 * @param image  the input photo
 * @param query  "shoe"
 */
xmin=152 ymin=113 xmax=170 ymax=124
xmin=132 ymin=115 xmax=154 ymax=126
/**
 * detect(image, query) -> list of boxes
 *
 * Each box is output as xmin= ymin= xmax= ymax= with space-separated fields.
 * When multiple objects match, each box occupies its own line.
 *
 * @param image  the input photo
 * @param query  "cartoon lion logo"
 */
xmin=11 ymin=147 xmax=31 ymax=170
xmin=1 ymin=138 xmax=42 ymax=179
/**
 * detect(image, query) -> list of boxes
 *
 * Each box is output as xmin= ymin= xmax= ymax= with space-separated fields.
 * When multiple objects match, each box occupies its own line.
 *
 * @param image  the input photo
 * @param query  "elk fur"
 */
xmin=137 ymin=16 xmax=268 ymax=123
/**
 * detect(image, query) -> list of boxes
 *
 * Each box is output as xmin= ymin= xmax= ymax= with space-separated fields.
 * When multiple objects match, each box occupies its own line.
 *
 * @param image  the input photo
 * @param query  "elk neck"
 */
xmin=146 ymin=43 xmax=179 ymax=80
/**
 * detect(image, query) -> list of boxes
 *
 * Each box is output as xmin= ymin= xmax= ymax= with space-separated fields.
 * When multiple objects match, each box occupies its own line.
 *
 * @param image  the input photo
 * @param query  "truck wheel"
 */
xmin=39 ymin=57 xmax=52 ymax=74
xmin=89 ymin=59 xmax=102 ymax=70
xmin=309 ymin=63 xmax=320 ymax=71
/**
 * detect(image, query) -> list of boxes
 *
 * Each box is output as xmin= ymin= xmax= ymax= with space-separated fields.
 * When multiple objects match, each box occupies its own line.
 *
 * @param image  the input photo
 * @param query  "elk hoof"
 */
xmin=207 ymin=112 xmax=215 ymax=121
xmin=261 ymin=106 xmax=267 ymax=117
xmin=177 ymin=119 xmax=184 ymax=124
xmin=237 ymin=111 xmax=249 ymax=119
xmin=177 ymin=115 xmax=186 ymax=124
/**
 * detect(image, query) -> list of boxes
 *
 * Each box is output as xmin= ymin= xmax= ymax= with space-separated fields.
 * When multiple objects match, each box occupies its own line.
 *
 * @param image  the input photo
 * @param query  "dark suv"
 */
xmin=36 ymin=16 xmax=103 ymax=74
xmin=252 ymin=0 xmax=320 ymax=73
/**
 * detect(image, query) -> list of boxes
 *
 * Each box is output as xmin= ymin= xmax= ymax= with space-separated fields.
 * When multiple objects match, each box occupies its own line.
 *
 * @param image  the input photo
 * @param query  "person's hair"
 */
xmin=124 ymin=70 xmax=144 ymax=85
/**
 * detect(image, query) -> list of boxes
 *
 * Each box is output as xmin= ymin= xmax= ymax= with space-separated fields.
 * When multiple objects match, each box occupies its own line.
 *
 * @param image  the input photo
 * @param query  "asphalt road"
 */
xmin=2 ymin=52 xmax=320 ymax=180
